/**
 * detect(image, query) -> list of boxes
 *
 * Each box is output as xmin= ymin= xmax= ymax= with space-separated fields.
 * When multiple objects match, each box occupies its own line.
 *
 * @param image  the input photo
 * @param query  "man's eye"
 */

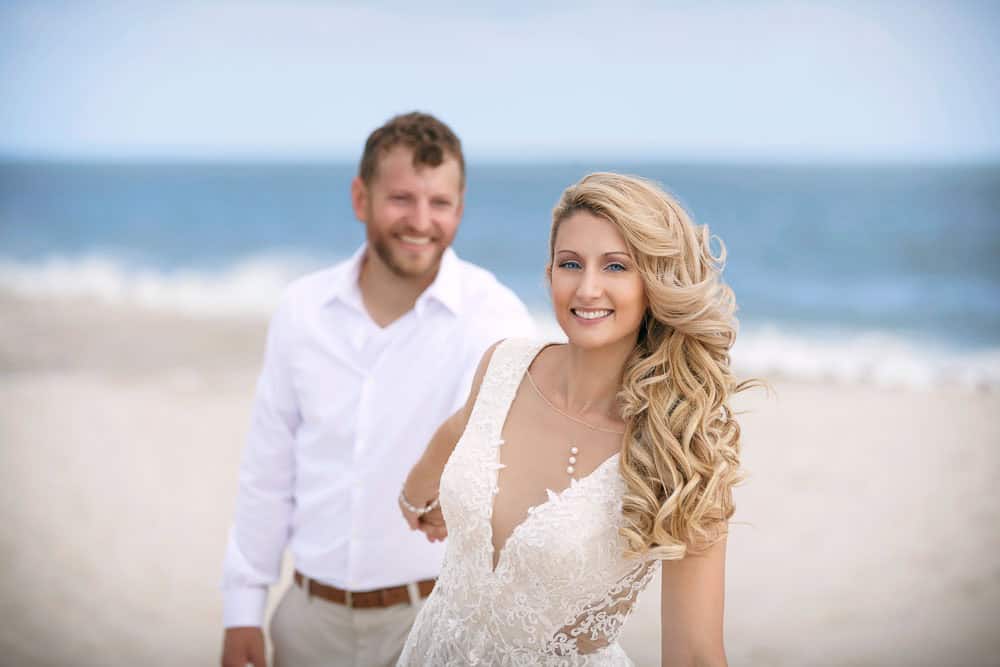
xmin=390 ymin=194 xmax=411 ymax=202
xmin=558 ymin=260 xmax=582 ymax=270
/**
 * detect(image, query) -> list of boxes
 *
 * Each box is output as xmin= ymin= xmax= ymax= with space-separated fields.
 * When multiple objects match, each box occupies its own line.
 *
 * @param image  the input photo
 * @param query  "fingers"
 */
xmin=221 ymin=628 xmax=266 ymax=667
xmin=417 ymin=507 xmax=448 ymax=542
xmin=424 ymin=524 xmax=448 ymax=542
xmin=249 ymin=640 xmax=267 ymax=667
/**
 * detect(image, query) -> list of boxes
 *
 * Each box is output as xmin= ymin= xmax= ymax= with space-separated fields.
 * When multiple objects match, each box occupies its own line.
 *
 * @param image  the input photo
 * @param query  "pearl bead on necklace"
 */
xmin=525 ymin=370 xmax=625 ymax=478
xmin=567 ymin=446 xmax=579 ymax=475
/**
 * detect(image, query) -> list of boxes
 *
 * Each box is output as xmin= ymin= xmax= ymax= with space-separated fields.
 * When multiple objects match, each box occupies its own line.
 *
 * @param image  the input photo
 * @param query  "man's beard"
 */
xmin=370 ymin=234 xmax=444 ymax=280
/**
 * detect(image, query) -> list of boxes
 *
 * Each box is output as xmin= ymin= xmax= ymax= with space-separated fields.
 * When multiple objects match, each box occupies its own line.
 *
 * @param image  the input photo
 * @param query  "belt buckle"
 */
xmin=345 ymin=590 xmax=353 ymax=607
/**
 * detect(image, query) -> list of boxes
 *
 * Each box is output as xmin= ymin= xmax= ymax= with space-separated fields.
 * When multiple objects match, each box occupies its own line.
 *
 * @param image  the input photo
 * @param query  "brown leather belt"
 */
xmin=294 ymin=570 xmax=435 ymax=608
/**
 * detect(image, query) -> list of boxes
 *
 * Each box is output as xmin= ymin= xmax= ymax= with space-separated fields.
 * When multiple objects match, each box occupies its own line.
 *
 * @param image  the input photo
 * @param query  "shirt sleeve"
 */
xmin=221 ymin=295 xmax=301 ymax=628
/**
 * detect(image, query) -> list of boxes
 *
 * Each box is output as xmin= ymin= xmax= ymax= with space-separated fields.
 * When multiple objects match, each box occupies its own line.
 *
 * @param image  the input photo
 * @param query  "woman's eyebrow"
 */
xmin=555 ymin=249 xmax=631 ymax=257
xmin=553 ymin=250 xmax=632 ymax=263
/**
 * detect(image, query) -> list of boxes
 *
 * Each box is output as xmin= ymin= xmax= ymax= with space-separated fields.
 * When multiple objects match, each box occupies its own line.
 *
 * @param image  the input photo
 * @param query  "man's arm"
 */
xmin=221 ymin=297 xmax=301 ymax=666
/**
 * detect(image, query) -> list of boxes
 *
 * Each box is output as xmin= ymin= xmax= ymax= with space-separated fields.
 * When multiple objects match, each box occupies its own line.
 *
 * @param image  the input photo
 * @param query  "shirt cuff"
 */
xmin=222 ymin=586 xmax=269 ymax=628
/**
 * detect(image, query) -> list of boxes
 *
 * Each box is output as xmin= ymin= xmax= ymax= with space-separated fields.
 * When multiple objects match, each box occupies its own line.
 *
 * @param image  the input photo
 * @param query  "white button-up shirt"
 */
xmin=222 ymin=244 xmax=535 ymax=627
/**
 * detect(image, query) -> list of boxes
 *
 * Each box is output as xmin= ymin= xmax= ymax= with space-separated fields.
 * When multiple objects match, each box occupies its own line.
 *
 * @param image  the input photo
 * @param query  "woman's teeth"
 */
xmin=573 ymin=309 xmax=612 ymax=320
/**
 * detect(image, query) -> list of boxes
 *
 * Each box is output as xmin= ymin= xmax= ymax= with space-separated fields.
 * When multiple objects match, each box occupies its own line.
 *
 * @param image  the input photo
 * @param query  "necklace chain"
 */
xmin=524 ymin=370 xmax=625 ymax=436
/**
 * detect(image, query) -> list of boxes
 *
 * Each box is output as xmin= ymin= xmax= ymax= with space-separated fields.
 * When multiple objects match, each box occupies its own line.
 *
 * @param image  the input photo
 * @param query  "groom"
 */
xmin=220 ymin=112 xmax=534 ymax=667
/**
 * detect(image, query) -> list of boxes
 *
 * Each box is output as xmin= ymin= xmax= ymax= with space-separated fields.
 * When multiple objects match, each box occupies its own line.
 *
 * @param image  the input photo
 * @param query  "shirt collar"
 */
xmin=325 ymin=244 xmax=368 ymax=312
xmin=416 ymin=247 xmax=463 ymax=317
xmin=326 ymin=243 xmax=463 ymax=318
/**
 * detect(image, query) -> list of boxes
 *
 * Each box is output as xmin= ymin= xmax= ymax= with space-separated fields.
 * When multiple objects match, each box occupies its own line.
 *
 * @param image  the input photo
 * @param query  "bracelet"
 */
xmin=399 ymin=489 xmax=440 ymax=516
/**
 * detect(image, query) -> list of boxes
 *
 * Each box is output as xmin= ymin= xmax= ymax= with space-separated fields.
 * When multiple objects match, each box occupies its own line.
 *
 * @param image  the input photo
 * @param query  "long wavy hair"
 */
xmin=550 ymin=172 xmax=757 ymax=560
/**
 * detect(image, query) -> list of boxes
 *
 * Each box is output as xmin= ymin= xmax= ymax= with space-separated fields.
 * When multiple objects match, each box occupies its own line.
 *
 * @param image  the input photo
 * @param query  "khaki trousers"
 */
xmin=269 ymin=580 xmax=424 ymax=667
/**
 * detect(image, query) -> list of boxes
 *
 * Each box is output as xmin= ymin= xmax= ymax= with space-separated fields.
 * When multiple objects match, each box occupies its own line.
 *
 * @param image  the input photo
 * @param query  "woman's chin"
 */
xmin=561 ymin=325 xmax=633 ymax=351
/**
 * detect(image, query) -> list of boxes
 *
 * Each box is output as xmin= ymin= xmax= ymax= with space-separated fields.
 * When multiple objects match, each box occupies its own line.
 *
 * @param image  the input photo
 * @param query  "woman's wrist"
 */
xmin=403 ymin=458 xmax=441 ymax=501
xmin=398 ymin=488 xmax=440 ymax=516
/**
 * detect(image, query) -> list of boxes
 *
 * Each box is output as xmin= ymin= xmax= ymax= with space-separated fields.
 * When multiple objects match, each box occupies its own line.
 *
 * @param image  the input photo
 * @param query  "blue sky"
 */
xmin=2 ymin=1 xmax=998 ymax=161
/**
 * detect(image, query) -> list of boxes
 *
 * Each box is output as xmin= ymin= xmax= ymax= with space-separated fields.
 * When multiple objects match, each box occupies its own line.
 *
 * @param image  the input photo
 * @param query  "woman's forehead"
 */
xmin=554 ymin=211 xmax=630 ymax=254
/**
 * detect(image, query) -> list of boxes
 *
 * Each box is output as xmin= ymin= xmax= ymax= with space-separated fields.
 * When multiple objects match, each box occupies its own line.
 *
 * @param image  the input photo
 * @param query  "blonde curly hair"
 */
xmin=550 ymin=172 xmax=757 ymax=560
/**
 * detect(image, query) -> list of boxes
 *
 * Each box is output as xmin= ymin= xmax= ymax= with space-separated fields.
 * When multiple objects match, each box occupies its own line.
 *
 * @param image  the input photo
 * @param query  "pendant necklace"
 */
xmin=524 ymin=369 xmax=625 ymax=477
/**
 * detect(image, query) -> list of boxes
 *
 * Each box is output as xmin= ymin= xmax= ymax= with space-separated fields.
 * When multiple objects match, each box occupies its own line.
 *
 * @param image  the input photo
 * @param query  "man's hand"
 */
xmin=221 ymin=626 xmax=266 ymax=667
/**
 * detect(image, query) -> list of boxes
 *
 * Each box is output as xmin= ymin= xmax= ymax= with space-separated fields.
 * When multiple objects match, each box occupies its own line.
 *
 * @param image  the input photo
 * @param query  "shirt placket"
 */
xmin=346 ymin=320 xmax=396 ymax=590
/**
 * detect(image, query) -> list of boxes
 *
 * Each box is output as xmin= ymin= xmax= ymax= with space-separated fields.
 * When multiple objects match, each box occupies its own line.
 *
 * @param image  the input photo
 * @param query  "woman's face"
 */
xmin=549 ymin=210 xmax=648 ymax=350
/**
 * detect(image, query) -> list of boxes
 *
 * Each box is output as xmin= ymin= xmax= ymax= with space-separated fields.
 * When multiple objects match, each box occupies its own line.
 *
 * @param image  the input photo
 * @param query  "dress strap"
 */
xmin=466 ymin=338 xmax=548 ymax=443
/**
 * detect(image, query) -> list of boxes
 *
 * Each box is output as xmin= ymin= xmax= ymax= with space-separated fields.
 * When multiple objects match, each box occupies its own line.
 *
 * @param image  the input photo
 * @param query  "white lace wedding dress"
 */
xmin=398 ymin=338 xmax=660 ymax=666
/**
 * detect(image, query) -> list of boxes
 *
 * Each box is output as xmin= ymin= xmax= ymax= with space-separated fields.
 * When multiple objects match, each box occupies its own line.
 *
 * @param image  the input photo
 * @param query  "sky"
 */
xmin=1 ymin=0 xmax=999 ymax=162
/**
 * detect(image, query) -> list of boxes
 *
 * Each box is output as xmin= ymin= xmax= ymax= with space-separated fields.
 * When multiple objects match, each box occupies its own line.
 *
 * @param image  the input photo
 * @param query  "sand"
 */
xmin=1 ymin=291 xmax=998 ymax=666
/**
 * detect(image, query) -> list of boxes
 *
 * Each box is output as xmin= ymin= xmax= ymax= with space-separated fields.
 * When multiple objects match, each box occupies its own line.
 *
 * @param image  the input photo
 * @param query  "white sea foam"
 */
xmin=0 ymin=253 xmax=327 ymax=317
xmin=529 ymin=312 xmax=1000 ymax=391
xmin=2 ymin=255 xmax=996 ymax=390
xmin=732 ymin=325 xmax=1000 ymax=391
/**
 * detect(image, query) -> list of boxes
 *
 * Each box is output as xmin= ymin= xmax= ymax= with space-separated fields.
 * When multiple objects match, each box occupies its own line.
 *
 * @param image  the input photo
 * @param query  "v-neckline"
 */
xmin=486 ymin=342 xmax=623 ymax=575
xmin=487 ymin=451 xmax=620 ymax=575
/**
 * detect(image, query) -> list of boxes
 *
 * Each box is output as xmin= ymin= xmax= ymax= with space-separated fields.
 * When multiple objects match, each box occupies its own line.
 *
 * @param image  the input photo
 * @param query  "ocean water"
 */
xmin=1 ymin=161 xmax=998 ymax=388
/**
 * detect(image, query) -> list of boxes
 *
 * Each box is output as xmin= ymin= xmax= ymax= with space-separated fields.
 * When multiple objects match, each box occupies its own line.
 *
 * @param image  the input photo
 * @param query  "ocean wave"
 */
xmin=2 ymin=255 xmax=996 ymax=390
xmin=0 ymin=253 xmax=328 ymax=317
xmin=529 ymin=314 xmax=1000 ymax=391
xmin=731 ymin=325 xmax=1000 ymax=391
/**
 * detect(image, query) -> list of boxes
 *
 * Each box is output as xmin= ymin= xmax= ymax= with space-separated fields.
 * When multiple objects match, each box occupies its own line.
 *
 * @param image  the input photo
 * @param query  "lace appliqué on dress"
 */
xmin=546 ymin=561 xmax=658 ymax=657
xmin=398 ymin=339 xmax=660 ymax=666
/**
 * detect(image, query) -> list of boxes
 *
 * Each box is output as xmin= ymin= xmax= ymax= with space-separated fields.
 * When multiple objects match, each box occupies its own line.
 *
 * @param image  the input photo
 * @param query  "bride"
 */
xmin=397 ymin=172 xmax=754 ymax=666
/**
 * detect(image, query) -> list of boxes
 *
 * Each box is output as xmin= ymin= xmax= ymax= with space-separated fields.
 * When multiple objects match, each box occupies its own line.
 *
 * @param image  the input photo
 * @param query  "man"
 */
xmin=220 ymin=112 xmax=535 ymax=667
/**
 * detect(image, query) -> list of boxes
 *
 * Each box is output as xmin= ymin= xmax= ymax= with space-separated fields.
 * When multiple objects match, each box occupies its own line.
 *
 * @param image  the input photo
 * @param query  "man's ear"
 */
xmin=456 ymin=185 xmax=466 ymax=219
xmin=350 ymin=176 xmax=368 ymax=223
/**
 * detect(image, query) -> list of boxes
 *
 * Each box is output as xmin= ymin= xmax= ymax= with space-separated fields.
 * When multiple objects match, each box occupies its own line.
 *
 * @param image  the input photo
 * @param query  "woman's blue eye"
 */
xmin=558 ymin=260 xmax=582 ymax=270
xmin=605 ymin=262 xmax=627 ymax=272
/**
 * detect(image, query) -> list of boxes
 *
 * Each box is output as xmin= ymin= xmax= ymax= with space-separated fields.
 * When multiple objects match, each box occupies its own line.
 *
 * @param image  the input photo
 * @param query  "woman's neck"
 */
xmin=557 ymin=335 xmax=637 ymax=424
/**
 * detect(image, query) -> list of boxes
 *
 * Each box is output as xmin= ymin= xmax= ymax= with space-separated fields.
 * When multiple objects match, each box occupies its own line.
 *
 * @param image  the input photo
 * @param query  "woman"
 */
xmin=397 ymin=173 xmax=755 ymax=666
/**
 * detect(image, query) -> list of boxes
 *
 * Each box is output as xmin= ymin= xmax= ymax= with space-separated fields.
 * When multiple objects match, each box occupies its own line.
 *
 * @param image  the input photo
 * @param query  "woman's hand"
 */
xmin=399 ymin=458 xmax=447 ymax=541
xmin=417 ymin=505 xmax=448 ymax=542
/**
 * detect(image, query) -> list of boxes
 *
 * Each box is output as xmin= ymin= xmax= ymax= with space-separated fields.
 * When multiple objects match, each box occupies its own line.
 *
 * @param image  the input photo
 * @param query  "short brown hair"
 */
xmin=359 ymin=112 xmax=465 ymax=188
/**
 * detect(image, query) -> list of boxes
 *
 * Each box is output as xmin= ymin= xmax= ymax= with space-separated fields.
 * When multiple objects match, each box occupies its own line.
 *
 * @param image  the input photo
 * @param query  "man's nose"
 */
xmin=409 ymin=199 xmax=432 ymax=232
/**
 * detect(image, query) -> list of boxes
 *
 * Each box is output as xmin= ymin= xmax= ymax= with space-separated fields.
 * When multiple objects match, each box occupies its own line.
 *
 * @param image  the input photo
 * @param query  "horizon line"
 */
xmin=3 ymin=150 xmax=1000 ymax=168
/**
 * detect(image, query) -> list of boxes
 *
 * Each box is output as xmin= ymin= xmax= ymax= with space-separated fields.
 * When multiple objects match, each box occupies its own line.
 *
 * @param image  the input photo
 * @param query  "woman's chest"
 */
xmin=440 ymin=428 xmax=626 ymax=575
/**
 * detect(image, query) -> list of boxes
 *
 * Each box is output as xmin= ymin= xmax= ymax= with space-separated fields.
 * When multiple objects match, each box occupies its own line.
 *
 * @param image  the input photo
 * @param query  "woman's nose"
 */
xmin=575 ymin=268 xmax=604 ymax=300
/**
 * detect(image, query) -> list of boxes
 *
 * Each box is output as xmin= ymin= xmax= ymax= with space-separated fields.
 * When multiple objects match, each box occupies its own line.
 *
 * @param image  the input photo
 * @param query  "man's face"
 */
xmin=352 ymin=145 xmax=464 ymax=280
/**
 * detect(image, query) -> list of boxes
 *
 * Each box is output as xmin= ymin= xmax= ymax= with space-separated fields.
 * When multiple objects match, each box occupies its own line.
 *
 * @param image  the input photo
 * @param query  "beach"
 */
xmin=1 ymin=291 xmax=998 ymax=666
